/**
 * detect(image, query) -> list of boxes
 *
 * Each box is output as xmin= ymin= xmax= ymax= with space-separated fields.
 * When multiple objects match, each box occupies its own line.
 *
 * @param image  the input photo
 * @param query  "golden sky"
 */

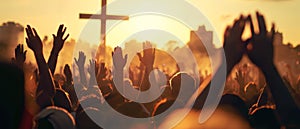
xmin=1 ymin=0 xmax=299 ymax=47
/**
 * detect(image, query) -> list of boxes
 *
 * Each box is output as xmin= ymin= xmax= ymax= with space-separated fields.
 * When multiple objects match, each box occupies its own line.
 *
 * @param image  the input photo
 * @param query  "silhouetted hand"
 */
xmin=26 ymin=25 xmax=56 ymax=108
xmin=137 ymin=42 xmax=155 ymax=91
xmin=245 ymin=12 xmax=300 ymax=126
xmin=74 ymin=51 xmax=87 ymax=86
xmin=64 ymin=64 xmax=73 ymax=84
xmin=88 ymin=59 xmax=98 ymax=86
xmin=247 ymin=12 xmax=275 ymax=70
xmin=52 ymin=24 xmax=69 ymax=54
xmin=12 ymin=44 xmax=27 ymax=67
xmin=137 ymin=41 xmax=155 ymax=69
xmin=74 ymin=51 xmax=86 ymax=70
xmin=223 ymin=16 xmax=247 ymax=70
xmin=88 ymin=59 xmax=96 ymax=78
xmin=47 ymin=24 xmax=70 ymax=74
xmin=192 ymin=16 xmax=247 ymax=112
xmin=112 ymin=46 xmax=128 ymax=71
xmin=25 ymin=25 xmax=43 ymax=54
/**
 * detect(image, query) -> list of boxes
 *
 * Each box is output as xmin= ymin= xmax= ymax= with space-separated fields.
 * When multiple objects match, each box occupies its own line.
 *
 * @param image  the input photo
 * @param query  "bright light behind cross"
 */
xmin=74 ymin=0 xmax=227 ymax=128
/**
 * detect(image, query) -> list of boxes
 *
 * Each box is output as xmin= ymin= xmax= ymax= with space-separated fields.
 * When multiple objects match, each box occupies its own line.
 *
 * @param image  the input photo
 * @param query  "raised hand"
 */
xmin=136 ymin=42 xmax=156 ymax=91
xmin=74 ymin=51 xmax=87 ymax=86
xmin=137 ymin=41 xmax=155 ymax=69
xmin=223 ymin=15 xmax=247 ymax=71
xmin=48 ymin=24 xmax=69 ymax=74
xmin=63 ymin=64 xmax=73 ymax=85
xmin=246 ymin=12 xmax=300 ymax=126
xmin=88 ymin=59 xmax=97 ymax=86
xmin=12 ymin=44 xmax=27 ymax=67
xmin=193 ymin=15 xmax=247 ymax=116
xmin=247 ymin=12 xmax=275 ymax=70
xmin=64 ymin=64 xmax=72 ymax=78
xmin=52 ymin=24 xmax=69 ymax=53
xmin=112 ymin=46 xmax=128 ymax=71
xmin=74 ymin=51 xmax=86 ymax=70
xmin=25 ymin=25 xmax=43 ymax=54
xmin=87 ymin=59 xmax=96 ymax=77
xmin=26 ymin=25 xmax=55 ymax=108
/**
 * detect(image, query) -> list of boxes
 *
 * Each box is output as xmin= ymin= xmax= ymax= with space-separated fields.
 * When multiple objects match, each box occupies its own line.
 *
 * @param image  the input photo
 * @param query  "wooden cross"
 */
xmin=79 ymin=0 xmax=129 ymax=59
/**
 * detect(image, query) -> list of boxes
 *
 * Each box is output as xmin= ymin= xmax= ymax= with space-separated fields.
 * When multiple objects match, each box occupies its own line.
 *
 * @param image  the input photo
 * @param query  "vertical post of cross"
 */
xmin=101 ymin=0 xmax=107 ymax=49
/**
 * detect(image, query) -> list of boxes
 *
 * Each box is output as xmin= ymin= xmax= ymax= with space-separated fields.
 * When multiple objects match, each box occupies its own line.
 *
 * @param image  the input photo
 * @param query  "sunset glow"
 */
xmin=1 ymin=0 xmax=299 ymax=47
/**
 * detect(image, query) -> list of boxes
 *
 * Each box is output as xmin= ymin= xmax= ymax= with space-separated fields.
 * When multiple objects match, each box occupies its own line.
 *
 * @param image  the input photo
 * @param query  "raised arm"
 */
xmin=112 ymin=46 xmax=128 ymax=94
xmin=63 ymin=64 xmax=80 ymax=110
xmin=87 ymin=59 xmax=97 ymax=87
xmin=12 ymin=44 xmax=27 ymax=69
xmin=137 ymin=41 xmax=155 ymax=91
xmin=25 ymin=25 xmax=55 ymax=109
xmin=48 ymin=24 xmax=69 ymax=74
xmin=63 ymin=64 xmax=73 ymax=86
xmin=223 ymin=15 xmax=247 ymax=73
xmin=74 ymin=51 xmax=87 ymax=86
xmin=247 ymin=12 xmax=300 ymax=124
xmin=193 ymin=15 xmax=247 ymax=109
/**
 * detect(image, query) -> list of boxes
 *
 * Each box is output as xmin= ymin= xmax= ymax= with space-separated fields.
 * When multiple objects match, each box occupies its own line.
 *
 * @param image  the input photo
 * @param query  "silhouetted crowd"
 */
xmin=1 ymin=12 xmax=300 ymax=129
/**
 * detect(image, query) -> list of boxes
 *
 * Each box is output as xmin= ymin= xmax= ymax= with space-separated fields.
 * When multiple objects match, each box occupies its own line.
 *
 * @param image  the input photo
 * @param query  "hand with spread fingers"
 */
xmin=48 ymin=24 xmax=70 ymax=74
xmin=74 ymin=51 xmax=86 ymax=71
xmin=74 ymin=51 xmax=87 ymax=86
xmin=223 ymin=15 xmax=247 ymax=71
xmin=245 ymin=12 xmax=300 ymax=126
xmin=25 ymin=25 xmax=43 ymax=55
xmin=112 ymin=46 xmax=128 ymax=71
xmin=52 ymin=24 xmax=69 ymax=54
xmin=137 ymin=41 xmax=155 ymax=69
xmin=12 ymin=44 xmax=27 ymax=68
xmin=88 ymin=59 xmax=97 ymax=86
xmin=87 ymin=59 xmax=96 ymax=77
xmin=25 ymin=25 xmax=56 ymax=108
xmin=246 ymin=12 xmax=275 ymax=70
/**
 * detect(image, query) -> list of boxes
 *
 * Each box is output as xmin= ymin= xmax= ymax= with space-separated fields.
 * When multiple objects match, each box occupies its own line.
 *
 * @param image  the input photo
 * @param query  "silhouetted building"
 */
xmin=273 ymin=32 xmax=300 ymax=87
xmin=187 ymin=25 xmax=216 ymax=56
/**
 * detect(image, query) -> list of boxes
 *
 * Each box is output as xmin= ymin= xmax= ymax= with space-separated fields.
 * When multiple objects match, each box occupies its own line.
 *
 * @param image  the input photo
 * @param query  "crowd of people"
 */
xmin=0 ymin=12 xmax=300 ymax=129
